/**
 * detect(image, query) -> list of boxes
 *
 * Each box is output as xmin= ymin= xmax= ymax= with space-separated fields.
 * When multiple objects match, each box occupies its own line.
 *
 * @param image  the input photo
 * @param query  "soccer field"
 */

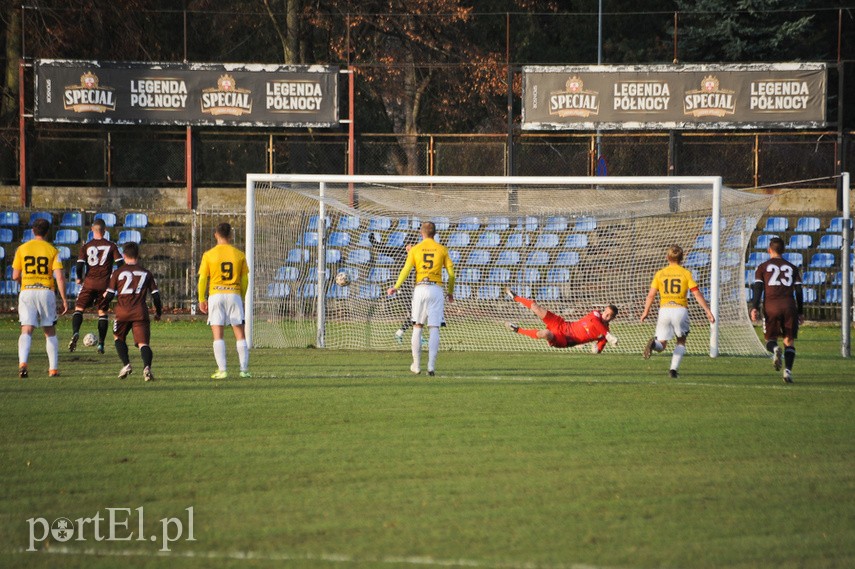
xmin=1 ymin=317 xmax=854 ymax=569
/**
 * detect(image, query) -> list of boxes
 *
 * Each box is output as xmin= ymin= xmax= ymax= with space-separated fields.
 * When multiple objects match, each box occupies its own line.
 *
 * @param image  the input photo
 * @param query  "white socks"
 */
xmin=213 ymin=339 xmax=227 ymax=371
xmin=236 ymin=339 xmax=249 ymax=372
xmin=427 ymin=327 xmax=439 ymax=372
xmin=18 ymin=333 xmax=32 ymax=365
xmin=671 ymin=344 xmax=686 ymax=371
xmin=411 ymin=327 xmax=422 ymax=369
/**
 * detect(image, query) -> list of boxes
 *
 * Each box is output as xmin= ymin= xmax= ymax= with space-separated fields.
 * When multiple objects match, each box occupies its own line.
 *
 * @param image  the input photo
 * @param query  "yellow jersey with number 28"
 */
xmin=13 ymin=239 xmax=62 ymax=290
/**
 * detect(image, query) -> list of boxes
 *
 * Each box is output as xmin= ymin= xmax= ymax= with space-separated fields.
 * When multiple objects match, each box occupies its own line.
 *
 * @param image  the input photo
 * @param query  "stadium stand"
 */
xmin=431 ymin=217 xmax=450 ymax=231
xmin=496 ymin=251 xmax=520 ymax=266
xmin=87 ymin=230 xmax=111 ymax=241
xmin=802 ymin=271 xmax=826 ymax=286
xmin=746 ymin=252 xmax=769 ymax=268
xmin=0 ymin=228 xmax=12 ymax=243
xmin=94 ymin=212 xmax=117 ymax=227
xmin=476 ymin=232 xmax=500 ymax=247
xmin=824 ymin=289 xmax=843 ymax=304
xmin=516 ymin=216 xmax=538 ymax=231
xmin=22 ymin=229 xmax=34 ymax=242
xmin=754 ymin=234 xmax=777 ymax=249
xmin=338 ymin=215 xmax=360 ymax=231
xmin=555 ymin=251 xmax=580 ymax=266
xmin=827 ymin=217 xmax=852 ymax=232
xmin=525 ymin=251 xmax=549 ymax=266
xmin=818 ymin=234 xmax=843 ymax=250
xmin=802 ymin=287 xmax=818 ymax=304
xmin=60 ymin=212 xmax=83 ymax=227
xmin=447 ymin=232 xmax=470 ymax=247
xmin=117 ymin=230 xmax=142 ymax=245
xmin=763 ymin=217 xmax=788 ymax=232
xmin=54 ymin=229 xmax=79 ymax=245
xmin=794 ymin=216 xmax=821 ymax=232
xmin=782 ymin=252 xmax=803 ymax=267
xmin=534 ymin=233 xmax=559 ymax=248
xmin=306 ymin=215 xmax=329 ymax=231
xmin=0 ymin=211 xmax=19 ymax=226
xmin=563 ymin=234 xmax=588 ymax=248
xmin=808 ymin=253 xmax=835 ymax=268
xmin=574 ymin=216 xmax=597 ymax=232
xmin=486 ymin=268 xmax=511 ymax=283
xmin=29 ymin=212 xmax=53 ymax=226
xmin=456 ymin=216 xmax=480 ymax=231
xmin=504 ymin=233 xmax=528 ymax=248
xmin=543 ymin=216 xmax=568 ymax=231
xmin=786 ymin=234 xmax=812 ymax=250
xmin=368 ymin=217 xmax=392 ymax=231
xmin=685 ymin=251 xmax=710 ymax=267
xmin=485 ymin=216 xmax=510 ymax=231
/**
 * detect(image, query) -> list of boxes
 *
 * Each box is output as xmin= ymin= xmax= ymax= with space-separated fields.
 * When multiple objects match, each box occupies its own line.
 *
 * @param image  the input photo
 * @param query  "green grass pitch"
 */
xmin=1 ymin=317 xmax=854 ymax=569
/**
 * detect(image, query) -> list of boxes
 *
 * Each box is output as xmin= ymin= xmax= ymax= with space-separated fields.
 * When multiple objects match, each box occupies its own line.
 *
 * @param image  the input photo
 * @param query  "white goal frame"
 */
xmin=245 ymin=174 xmax=736 ymax=355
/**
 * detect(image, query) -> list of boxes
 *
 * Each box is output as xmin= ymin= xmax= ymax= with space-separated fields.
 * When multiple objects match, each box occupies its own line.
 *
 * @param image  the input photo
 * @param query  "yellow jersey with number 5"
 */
xmin=12 ymin=239 xmax=63 ymax=290
xmin=199 ymin=243 xmax=248 ymax=298
xmin=394 ymin=237 xmax=455 ymax=292
xmin=650 ymin=264 xmax=698 ymax=308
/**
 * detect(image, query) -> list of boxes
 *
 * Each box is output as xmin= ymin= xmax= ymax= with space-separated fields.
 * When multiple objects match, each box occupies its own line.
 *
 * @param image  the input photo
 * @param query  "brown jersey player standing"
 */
xmin=69 ymin=219 xmax=122 ymax=354
xmin=103 ymin=241 xmax=162 ymax=382
xmin=750 ymin=236 xmax=804 ymax=383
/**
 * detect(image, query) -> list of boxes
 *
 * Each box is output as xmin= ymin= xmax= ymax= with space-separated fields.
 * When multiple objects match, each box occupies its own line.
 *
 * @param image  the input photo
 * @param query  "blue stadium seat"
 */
xmin=702 ymin=216 xmax=726 ymax=232
xmin=694 ymin=234 xmax=712 ymax=249
xmin=831 ymin=272 xmax=854 ymax=286
xmin=94 ymin=212 xmax=117 ymax=227
xmin=5 ymin=265 xmax=13 ymax=279
xmin=301 ymin=232 xmax=319 ymax=247
xmin=519 ymin=268 xmax=540 ymax=283
xmin=721 ymin=252 xmax=741 ymax=267
xmin=496 ymin=250 xmax=520 ymax=266
xmin=117 ymin=230 xmax=141 ymax=245
xmin=431 ymin=217 xmax=450 ymax=231
xmin=808 ymin=253 xmax=835 ymax=268
xmin=525 ymin=251 xmax=549 ymax=266
xmin=794 ymin=217 xmax=820 ymax=233
xmin=286 ymin=248 xmax=310 ymax=263
xmin=448 ymin=250 xmax=462 ymax=264
xmin=574 ymin=216 xmax=597 ymax=232
xmin=275 ymin=266 xmax=300 ymax=281
xmin=0 ymin=228 xmax=12 ymax=243
xmin=0 ymin=211 xmax=19 ymax=226
xmin=66 ymin=281 xmax=81 ymax=298
xmin=1 ymin=280 xmax=20 ymax=295
xmin=538 ymin=286 xmax=561 ymax=301
xmin=827 ymin=217 xmax=853 ymax=232
xmin=786 ymin=234 xmax=811 ymax=250
xmin=54 ymin=229 xmax=79 ymax=245
xmin=356 ymin=232 xmax=373 ymax=247
xmin=724 ymin=235 xmax=742 ymax=249
xmin=516 ymin=216 xmax=538 ymax=231
xmin=485 ymin=217 xmax=510 ymax=231
xmin=57 ymin=246 xmax=72 ymax=261
xmin=22 ymin=229 xmax=34 ymax=242
xmin=0 ymin=245 xmax=4 ymax=261
xmin=684 ymin=251 xmax=710 ymax=267
xmin=386 ymin=232 xmax=405 ymax=247
xmin=325 ymin=249 xmax=342 ymax=263
xmin=763 ymin=217 xmax=788 ymax=232
xmin=359 ymin=284 xmax=382 ymax=299
xmin=555 ymin=251 xmax=580 ymax=266
xmin=546 ymin=268 xmax=570 ymax=283
xmin=802 ymin=287 xmax=817 ymax=304
xmin=447 ymin=232 xmax=470 ymax=247
xmin=299 ymin=284 xmax=318 ymax=298
xmin=534 ymin=234 xmax=559 ymax=248
xmin=719 ymin=269 xmax=733 ymax=284
xmin=306 ymin=215 xmax=329 ymax=231
xmin=328 ymin=231 xmax=351 ymax=247
xmin=476 ymin=232 xmax=500 ymax=247
xmin=267 ymin=282 xmax=290 ymax=298
xmin=467 ymin=250 xmax=491 ymax=265
xmin=563 ymin=234 xmax=588 ymax=249
xmin=456 ymin=216 xmax=480 ymax=231
xmin=307 ymin=267 xmax=331 ymax=281
xmin=60 ymin=212 xmax=83 ymax=227
xmin=543 ymin=216 xmax=567 ymax=231
xmin=88 ymin=230 xmax=111 ymax=242
xmin=486 ymin=268 xmax=511 ymax=283
xmin=368 ymin=268 xmax=391 ymax=282
xmin=397 ymin=216 xmax=419 ymax=231
xmin=337 ymin=215 xmax=360 ymax=231
xmin=746 ymin=252 xmax=770 ymax=267
xmin=327 ymin=284 xmax=350 ymax=299
xmin=453 ymin=284 xmax=471 ymax=299
xmin=29 ymin=211 xmax=53 ymax=226
xmin=346 ymin=249 xmax=371 ymax=265
xmin=457 ymin=268 xmax=481 ymax=283
xmin=782 ymin=252 xmax=803 ymax=267
xmin=818 ymin=234 xmax=843 ymax=250
xmin=504 ymin=233 xmax=528 ymax=248
xmin=477 ymin=285 xmax=500 ymax=300
xmin=755 ymin=234 xmax=777 ymax=249
xmin=368 ymin=217 xmax=392 ymax=231
xmin=745 ymin=287 xmax=753 ymax=303
xmin=823 ymin=289 xmax=842 ymax=304
xmin=124 ymin=213 xmax=148 ymax=228
xmin=801 ymin=270 xmax=826 ymax=286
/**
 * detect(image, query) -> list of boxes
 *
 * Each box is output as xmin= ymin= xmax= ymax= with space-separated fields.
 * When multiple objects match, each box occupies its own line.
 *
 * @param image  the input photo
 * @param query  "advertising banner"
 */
xmin=35 ymin=60 xmax=340 ymax=127
xmin=522 ymin=63 xmax=826 ymax=130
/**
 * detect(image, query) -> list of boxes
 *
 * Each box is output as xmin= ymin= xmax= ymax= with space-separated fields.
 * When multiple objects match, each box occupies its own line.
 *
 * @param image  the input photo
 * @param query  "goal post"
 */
xmin=245 ymin=174 xmax=770 ymax=357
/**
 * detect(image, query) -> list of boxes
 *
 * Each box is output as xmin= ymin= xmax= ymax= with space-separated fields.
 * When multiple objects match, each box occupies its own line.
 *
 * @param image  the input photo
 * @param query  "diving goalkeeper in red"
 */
xmin=503 ymin=286 xmax=618 ymax=352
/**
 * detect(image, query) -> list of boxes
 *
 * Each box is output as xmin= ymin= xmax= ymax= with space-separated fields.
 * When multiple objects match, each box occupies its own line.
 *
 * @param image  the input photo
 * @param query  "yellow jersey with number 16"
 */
xmin=650 ymin=264 xmax=698 ymax=308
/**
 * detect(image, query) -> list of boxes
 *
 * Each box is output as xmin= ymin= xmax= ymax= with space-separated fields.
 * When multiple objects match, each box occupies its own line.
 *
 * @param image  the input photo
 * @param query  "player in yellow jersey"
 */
xmin=11 ymin=218 xmax=68 ymax=378
xmin=640 ymin=244 xmax=715 ymax=378
xmin=387 ymin=221 xmax=455 ymax=376
xmin=198 ymin=222 xmax=250 ymax=379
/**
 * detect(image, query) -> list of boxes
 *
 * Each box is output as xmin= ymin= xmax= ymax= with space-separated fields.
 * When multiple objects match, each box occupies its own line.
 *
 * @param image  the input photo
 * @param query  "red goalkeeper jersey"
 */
xmin=544 ymin=310 xmax=611 ymax=350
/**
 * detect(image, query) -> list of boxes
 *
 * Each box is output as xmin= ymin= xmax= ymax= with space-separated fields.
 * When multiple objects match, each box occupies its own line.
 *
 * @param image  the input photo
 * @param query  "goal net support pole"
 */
xmin=245 ymin=174 xmax=769 ymax=357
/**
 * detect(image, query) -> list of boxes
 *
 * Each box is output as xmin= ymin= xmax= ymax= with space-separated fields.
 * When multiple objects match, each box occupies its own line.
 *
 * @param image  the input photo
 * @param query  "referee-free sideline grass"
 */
xmin=1 ymin=317 xmax=854 ymax=569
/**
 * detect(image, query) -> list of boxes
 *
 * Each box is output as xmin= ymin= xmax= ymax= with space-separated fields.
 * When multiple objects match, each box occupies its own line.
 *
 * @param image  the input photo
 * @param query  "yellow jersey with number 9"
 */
xmin=394 ymin=237 xmax=455 ymax=291
xmin=199 ymin=243 xmax=248 ymax=298
xmin=651 ymin=264 xmax=698 ymax=308
xmin=12 ymin=239 xmax=62 ymax=290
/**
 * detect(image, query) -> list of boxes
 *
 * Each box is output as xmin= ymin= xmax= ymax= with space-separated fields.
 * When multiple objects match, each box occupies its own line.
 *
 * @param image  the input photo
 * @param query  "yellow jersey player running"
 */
xmin=387 ymin=221 xmax=455 ymax=376
xmin=12 ymin=218 xmax=68 ymax=377
xmin=198 ymin=222 xmax=250 ymax=379
xmin=640 ymin=244 xmax=715 ymax=378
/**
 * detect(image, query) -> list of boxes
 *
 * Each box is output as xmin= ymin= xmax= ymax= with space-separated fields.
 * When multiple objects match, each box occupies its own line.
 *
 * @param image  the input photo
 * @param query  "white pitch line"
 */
xmin=21 ymin=545 xmax=624 ymax=569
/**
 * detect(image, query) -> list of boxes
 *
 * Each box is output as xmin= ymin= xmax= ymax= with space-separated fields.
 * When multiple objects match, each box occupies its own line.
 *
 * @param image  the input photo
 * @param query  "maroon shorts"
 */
xmin=763 ymin=301 xmax=799 ymax=341
xmin=113 ymin=319 xmax=151 ymax=347
xmin=76 ymin=286 xmax=109 ymax=312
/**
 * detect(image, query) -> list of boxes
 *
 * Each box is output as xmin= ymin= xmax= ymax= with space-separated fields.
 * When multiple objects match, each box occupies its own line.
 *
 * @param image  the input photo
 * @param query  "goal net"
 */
xmin=246 ymin=174 xmax=770 ymax=357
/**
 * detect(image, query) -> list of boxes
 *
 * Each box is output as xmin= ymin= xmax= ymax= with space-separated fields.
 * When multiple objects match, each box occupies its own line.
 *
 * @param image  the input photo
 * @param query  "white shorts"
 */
xmin=207 ymin=294 xmax=245 ymax=327
xmin=18 ymin=289 xmax=57 ymax=327
xmin=411 ymin=283 xmax=445 ymax=327
xmin=655 ymin=306 xmax=690 ymax=341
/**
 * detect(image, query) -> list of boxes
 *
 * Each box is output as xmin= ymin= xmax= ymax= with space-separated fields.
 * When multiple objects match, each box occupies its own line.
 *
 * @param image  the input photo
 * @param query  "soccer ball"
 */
xmin=83 ymin=333 xmax=98 ymax=347
xmin=334 ymin=271 xmax=351 ymax=287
